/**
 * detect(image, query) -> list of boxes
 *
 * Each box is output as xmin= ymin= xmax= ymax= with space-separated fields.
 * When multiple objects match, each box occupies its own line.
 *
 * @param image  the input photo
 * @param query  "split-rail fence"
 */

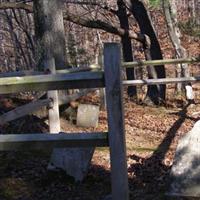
xmin=0 ymin=43 xmax=200 ymax=200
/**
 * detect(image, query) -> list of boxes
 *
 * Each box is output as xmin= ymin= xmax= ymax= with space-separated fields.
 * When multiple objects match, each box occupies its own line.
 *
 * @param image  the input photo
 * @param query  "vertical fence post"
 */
xmin=45 ymin=55 xmax=60 ymax=133
xmin=104 ymin=43 xmax=129 ymax=200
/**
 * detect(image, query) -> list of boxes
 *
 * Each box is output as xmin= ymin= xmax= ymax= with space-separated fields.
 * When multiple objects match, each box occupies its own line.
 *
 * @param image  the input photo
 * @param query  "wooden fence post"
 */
xmin=104 ymin=43 xmax=129 ymax=200
xmin=45 ymin=56 xmax=60 ymax=133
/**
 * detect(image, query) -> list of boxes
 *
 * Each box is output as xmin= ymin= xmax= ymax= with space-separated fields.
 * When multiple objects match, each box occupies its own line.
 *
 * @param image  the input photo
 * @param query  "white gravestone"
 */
xmin=77 ymin=104 xmax=100 ymax=127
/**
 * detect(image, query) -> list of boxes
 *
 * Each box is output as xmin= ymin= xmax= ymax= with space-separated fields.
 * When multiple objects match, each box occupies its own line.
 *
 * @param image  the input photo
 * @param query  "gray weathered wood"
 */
xmin=123 ymin=76 xmax=200 ymax=86
xmin=32 ymin=89 xmax=96 ymax=118
xmin=0 ymin=70 xmax=43 ymax=78
xmin=122 ymin=57 xmax=200 ymax=68
xmin=0 ymin=89 xmax=96 ymax=125
xmin=104 ymin=43 xmax=129 ymax=200
xmin=57 ymin=64 xmax=101 ymax=74
xmin=0 ymin=99 xmax=51 ymax=125
xmin=0 ymin=64 xmax=101 ymax=78
xmin=45 ymin=56 xmax=60 ymax=133
xmin=0 ymin=132 xmax=108 ymax=151
xmin=48 ymin=89 xmax=60 ymax=133
xmin=0 ymin=71 xmax=104 ymax=94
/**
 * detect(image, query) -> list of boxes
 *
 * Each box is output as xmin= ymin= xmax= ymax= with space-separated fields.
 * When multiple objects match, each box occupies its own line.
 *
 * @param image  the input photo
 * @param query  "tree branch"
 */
xmin=0 ymin=1 xmax=144 ymax=42
xmin=65 ymin=0 xmax=101 ymax=6
xmin=0 ymin=2 xmax=32 ymax=12
xmin=64 ymin=12 xmax=144 ymax=42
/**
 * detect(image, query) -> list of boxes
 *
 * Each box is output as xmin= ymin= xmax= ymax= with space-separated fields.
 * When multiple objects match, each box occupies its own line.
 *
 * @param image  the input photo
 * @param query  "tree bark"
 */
xmin=162 ymin=0 xmax=190 ymax=95
xmin=117 ymin=0 xmax=137 ymax=97
xmin=129 ymin=0 xmax=166 ymax=105
xmin=33 ymin=0 xmax=62 ymax=170
xmin=33 ymin=0 xmax=67 ymax=70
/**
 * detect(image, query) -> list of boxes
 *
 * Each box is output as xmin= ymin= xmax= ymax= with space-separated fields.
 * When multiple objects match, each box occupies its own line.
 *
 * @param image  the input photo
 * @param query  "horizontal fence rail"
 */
xmin=122 ymin=57 xmax=200 ymax=68
xmin=0 ymin=71 xmax=104 ymax=94
xmin=0 ymin=65 xmax=101 ymax=78
xmin=0 ymin=132 xmax=108 ymax=151
xmin=123 ymin=76 xmax=200 ymax=86
xmin=0 ymin=99 xmax=52 ymax=125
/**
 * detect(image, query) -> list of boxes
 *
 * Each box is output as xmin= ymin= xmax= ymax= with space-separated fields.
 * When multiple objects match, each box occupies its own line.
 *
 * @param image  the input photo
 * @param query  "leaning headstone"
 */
xmin=77 ymin=104 xmax=99 ymax=127
xmin=168 ymin=120 xmax=200 ymax=198
xmin=48 ymin=105 xmax=98 ymax=181
xmin=48 ymin=147 xmax=94 ymax=182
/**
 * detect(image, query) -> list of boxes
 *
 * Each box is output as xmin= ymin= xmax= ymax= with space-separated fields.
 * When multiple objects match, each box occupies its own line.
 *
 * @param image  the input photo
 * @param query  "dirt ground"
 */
xmin=0 ymin=88 xmax=200 ymax=200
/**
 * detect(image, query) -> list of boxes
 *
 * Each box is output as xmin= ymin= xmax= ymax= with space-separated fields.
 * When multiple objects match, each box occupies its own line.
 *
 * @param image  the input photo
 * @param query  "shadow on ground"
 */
xmin=0 ymin=104 xmax=199 ymax=200
xmin=128 ymin=103 xmax=199 ymax=200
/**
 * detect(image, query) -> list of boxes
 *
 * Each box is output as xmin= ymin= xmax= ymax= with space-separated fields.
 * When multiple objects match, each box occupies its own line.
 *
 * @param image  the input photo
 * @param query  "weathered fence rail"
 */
xmin=0 ymin=99 xmax=52 ymax=125
xmin=123 ymin=76 xmax=200 ymax=86
xmin=0 ymin=64 xmax=100 ymax=78
xmin=0 ymin=71 xmax=104 ymax=94
xmin=122 ymin=57 xmax=200 ymax=68
xmin=0 ymin=132 xmax=108 ymax=151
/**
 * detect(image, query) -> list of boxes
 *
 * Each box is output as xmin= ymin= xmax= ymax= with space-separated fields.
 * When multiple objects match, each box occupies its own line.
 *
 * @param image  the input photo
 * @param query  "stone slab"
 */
xmin=168 ymin=120 xmax=200 ymax=197
xmin=48 ymin=147 xmax=94 ymax=182
xmin=77 ymin=104 xmax=99 ymax=127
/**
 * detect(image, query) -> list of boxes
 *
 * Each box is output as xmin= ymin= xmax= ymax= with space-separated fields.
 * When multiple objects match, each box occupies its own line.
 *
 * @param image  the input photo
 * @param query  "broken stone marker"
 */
xmin=48 ymin=147 xmax=95 ymax=182
xmin=168 ymin=120 xmax=200 ymax=198
xmin=77 ymin=104 xmax=99 ymax=127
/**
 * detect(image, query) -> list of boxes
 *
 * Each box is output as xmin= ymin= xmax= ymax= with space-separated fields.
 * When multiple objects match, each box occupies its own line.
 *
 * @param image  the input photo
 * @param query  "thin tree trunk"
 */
xmin=4 ymin=10 xmax=25 ymax=70
xmin=162 ymin=0 xmax=191 ymax=96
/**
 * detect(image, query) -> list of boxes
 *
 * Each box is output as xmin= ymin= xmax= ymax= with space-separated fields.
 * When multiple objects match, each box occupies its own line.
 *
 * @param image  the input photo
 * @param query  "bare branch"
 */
xmin=0 ymin=2 xmax=32 ymax=12
xmin=0 ymin=1 xmax=143 ymax=42
xmin=64 ymin=12 xmax=144 ymax=42
xmin=65 ymin=0 xmax=101 ymax=6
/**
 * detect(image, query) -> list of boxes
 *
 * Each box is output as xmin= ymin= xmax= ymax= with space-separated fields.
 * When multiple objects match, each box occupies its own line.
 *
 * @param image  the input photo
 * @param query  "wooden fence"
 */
xmin=0 ymin=43 xmax=200 ymax=200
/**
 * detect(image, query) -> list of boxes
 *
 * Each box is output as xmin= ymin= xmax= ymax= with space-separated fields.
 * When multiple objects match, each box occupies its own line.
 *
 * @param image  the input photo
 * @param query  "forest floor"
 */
xmin=0 ymin=89 xmax=200 ymax=200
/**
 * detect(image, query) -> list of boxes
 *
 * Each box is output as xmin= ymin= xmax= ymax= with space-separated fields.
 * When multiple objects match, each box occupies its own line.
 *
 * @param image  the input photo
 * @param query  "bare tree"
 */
xmin=0 ymin=0 xmax=167 ymax=105
xmin=162 ymin=0 xmax=190 ymax=94
xmin=128 ymin=0 xmax=166 ymax=105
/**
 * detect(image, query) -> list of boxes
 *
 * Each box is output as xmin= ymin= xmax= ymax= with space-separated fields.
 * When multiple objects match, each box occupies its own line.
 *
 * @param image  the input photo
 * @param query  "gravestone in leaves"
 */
xmin=168 ymin=120 xmax=200 ymax=198
xmin=77 ymin=104 xmax=100 ymax=128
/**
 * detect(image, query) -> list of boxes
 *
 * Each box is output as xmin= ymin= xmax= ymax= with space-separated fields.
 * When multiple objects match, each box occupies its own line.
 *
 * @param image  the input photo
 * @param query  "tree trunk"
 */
xmin=33 ymin=0 xmax=67 ymax=70
xmin=129 ymin=0 xmax=166 ymax=105
xmin=33 ymin=0 xmax=62 ymax=171
xmin=162 ymin=0 xmax=191 ymax=97
xmin=33 ymin=0 xmax=94 ymax=181
xmin=117 ymin=0 xmax=137 ymax=98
